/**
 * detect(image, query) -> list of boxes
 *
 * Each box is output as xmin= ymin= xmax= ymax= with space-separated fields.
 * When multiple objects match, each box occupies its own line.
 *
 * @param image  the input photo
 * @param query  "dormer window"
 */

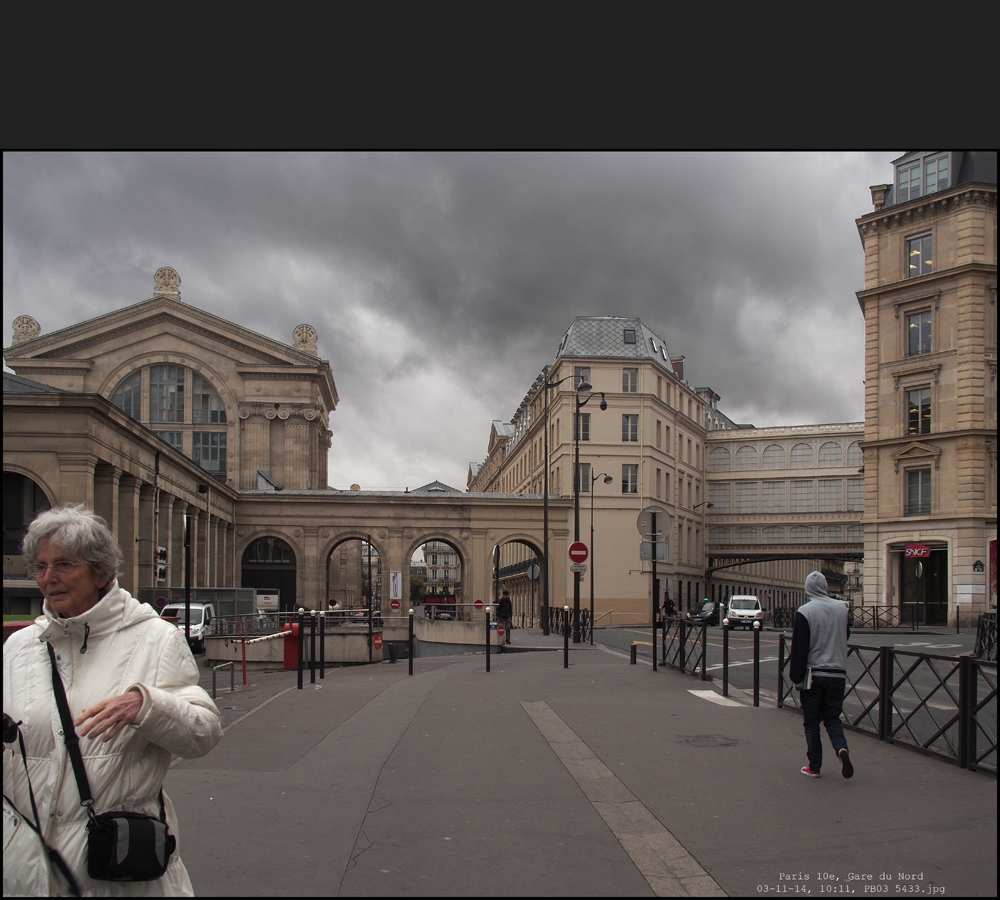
xmin=895 ymin=152 xmax=951 ymax=203
xmin=623 ymin=328 xmax=636 ymax=344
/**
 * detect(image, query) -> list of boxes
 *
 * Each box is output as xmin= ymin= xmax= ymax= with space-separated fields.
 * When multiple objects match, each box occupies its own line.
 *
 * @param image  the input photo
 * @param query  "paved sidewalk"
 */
xmin=170 ymin=630 xmax=996 ymax=897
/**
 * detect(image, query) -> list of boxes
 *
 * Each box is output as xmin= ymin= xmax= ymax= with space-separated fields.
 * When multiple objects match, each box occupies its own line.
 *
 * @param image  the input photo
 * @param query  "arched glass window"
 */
xmin=708 ymin=447 xmax=731 ymax=472
xmin=149 ymin=366 xmax=185 ymax=424
xmin=762 ymin=444 xmax=784 ymax=468
xmin=847 ymin=441 xmax=863 ymax=467
xmin=111 ymin=371 xmax=142 ymax=420
xmin=762 ymin=526 xmax=784 ymax=543
xmin=245 ymin=536 xmax=295 ymax=564
xmin=789 ymin=526 xmax=813 ymax=543
xmin=818 ymin=525 xmax=843 ymax=544
xmin=734 ymin=446 xmax=758 ymax=470
xmin=734 ymin=527 xmax=758 ymax=544
xmin=708 ymin=527 xmax=730 ymax=545
xmin=819 ymin=441 xmax=843 ymax=466
xmin=192 ymin=374 xmax=226 ymax=424
xmin=790 ymin=443 xmax=813 ymax=468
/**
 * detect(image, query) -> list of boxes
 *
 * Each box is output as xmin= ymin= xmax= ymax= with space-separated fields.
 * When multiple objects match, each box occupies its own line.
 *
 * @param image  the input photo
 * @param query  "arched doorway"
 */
xmin=241 ymin=536 xmax=297 ymax=611
xmin=326 ymin=537 xmax=381 ymax=614
xmin=3 ymin=472 xmax=51 ymax=615
xmin=496 ymin=538 xmax=543 ymax=629
xmin=410 ymin=538 xmax=464 ymax=620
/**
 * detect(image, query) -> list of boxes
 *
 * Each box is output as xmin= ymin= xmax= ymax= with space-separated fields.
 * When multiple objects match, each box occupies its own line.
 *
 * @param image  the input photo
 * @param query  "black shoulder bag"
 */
xmin=47 ymin=643 xmax=176 ymax=882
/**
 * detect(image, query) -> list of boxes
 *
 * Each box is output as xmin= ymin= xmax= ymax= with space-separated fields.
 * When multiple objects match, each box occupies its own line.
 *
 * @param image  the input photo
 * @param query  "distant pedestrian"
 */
xmin=497 ymin=589 xmax=513 ymax=644
xmin=790 ymin=571 xmax=854 ymax=779
xmin=662 ymin=596 xmax=675 ymax=619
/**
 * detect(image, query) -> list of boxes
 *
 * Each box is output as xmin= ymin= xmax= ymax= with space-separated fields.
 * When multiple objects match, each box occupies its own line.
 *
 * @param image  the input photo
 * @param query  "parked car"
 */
xmin=725 ymin=595 xmax=765 ymax=630
xmin=686 ymin=600 xmax=719 ymax=626
xmin=160 ymin=602 xmax=216 ymax=653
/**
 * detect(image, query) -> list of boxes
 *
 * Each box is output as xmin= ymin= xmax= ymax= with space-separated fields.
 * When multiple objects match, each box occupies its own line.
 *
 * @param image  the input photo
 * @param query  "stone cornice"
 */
xmin=856 ymin=263 xmax=997 ymax=303
xmin=856 ymin=185 xmax=997 ymax=240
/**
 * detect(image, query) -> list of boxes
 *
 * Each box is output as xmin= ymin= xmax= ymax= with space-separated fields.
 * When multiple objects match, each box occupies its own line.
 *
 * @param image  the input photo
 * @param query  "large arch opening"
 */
xmin=409 ymin=538 xmax=465 ymax=620
xmin=495 ymin=537 xmax=544 ymax=630
xmin=3 ymin=471 xmax=51 ymax=615
xmin=325 ymin=536 xmax=382 ymax=616
xmin=241 ymin=536 xmax=297 ymax=611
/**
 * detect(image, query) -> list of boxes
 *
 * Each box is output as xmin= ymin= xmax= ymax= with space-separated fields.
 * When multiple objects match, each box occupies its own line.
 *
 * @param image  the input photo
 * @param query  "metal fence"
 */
xmin=776 ymin=634 xmax=996 ymax=776
xmin=975 ymin=613 xmax=997 ymax=662
xmin=546 ymin=606 xmax=591 ymax=639
xmin=659 ymin=617 xmax=708 ymax=680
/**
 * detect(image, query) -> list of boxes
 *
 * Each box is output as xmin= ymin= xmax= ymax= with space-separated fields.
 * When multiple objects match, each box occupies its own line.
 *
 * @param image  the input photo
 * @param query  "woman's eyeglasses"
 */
xmin=27 ymin=561 xmax=85 ymax=578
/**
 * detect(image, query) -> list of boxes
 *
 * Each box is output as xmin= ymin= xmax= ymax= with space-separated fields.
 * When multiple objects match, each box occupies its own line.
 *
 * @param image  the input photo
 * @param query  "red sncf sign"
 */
xmin=904 ymin=543 xmax=931 ymax=559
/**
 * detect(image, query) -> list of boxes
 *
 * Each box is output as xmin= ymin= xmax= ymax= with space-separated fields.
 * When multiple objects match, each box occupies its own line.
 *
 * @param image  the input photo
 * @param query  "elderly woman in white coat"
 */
xmin=3 ymin=505 xmax=223 ymax=896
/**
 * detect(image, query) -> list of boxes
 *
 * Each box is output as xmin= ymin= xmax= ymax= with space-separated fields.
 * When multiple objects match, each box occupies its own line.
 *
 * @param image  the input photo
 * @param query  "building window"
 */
xmin=907 ymin=234 xmax=933 ymax=277
xmin=790 ymin=443 xmax=813 ymax=468
xmin=761 ymin=481 xmax=786 ymax=512
xmin=149 ymin=365 xmax=185 ymax=424
xmin=847 ymin=478 xmax=864 ymax=511
xmin=574 ymin=367 xmax=590 ymax=388
xmin=575 ymin=462 xmax=591 ymax=494
xmin=790 ymin=480 xmax=814 ymax=512
xmin=897 ymin=162 xmax=921 ymax=203
xmin=622 ymin=414 xmax=638 ymax=442
xmin=734 ymin=446 xmax=757 ymax=470
xmin=762 ymin=444 xmax=785 ymax=469
xmin=111 ymin=371 xmax=142 ymax=420
xmin=622 ymin=368 xmax=638 ymax=392
xmin=154 ymin=431 xmax=183 ymax=451
xmin=622 ymin=464 xmax=638 ymax=494
xmin=734 ymin=482 xmax=758 ymax=513
xmin=907 ymin=310 xmax=932 ymax=355
xmin=709 ymin=482 xmax=731 ymax=513
xmin=907 ymin=387 xmax=931 ymax=435
xmin=817 ymin=479 xmax=843 ymax=511
xmin=924 ymin=155 xmax=949 ymax=195
xmin=708 ymin=447 xmax=731 ymax=472
xmin=906 ymin=468 xmax=931 ymax=516
xmin=192 ymin=373 xmax=227 ymax=424
xmin=192 ymin=432 xmax=227 ymax=476
xmin=623 ymin=328 xmax=636 ymax=344
xmin=574 ymin=412 xmax=590 ymax=442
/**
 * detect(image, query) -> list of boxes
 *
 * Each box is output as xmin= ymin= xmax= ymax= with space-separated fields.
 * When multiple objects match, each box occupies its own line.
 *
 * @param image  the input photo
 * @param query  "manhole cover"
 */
xmin=676 ymin=735 xmax=740 ymax=748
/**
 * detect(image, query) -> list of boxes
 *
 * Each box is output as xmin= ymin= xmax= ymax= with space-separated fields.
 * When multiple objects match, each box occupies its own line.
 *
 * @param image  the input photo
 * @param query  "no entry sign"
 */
xmin=373 ymin=633 xmax=383 ymax=649
xmin=474 ymin=598 xmax=484 ymax=610
xmin=569 ymin=542 xmax=589 ymax=564
xmin=390 ymin=599 xmax=400 ymax=611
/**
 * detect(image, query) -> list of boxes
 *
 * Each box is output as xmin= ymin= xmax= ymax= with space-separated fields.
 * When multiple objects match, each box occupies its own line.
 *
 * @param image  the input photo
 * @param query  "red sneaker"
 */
xmin=800 ymin=766 xmax=821 ymax=778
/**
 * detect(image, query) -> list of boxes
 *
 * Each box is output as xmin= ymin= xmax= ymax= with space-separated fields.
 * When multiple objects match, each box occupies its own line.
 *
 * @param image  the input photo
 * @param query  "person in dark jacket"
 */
xmin=789 ymin=571 xmax=854 ymax=779
xmin=497 ymin=590 xmax=513 ymax=644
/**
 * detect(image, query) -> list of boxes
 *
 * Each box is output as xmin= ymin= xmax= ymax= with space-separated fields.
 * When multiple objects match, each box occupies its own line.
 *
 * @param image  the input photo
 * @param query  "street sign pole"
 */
xmin=652 ymin=511 xmax=657 ymax=672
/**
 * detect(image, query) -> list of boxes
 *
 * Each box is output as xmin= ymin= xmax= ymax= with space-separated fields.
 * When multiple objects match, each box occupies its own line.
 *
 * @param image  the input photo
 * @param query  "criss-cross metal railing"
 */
xmin=777 ymin=635 xmax=996 ymax=775
xmin=660 ymin=617 xmax=707 ymax=680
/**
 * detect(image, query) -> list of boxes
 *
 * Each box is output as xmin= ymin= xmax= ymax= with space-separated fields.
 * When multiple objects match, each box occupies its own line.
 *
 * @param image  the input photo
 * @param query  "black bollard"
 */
xmin=753 ymin=622 xmax=760 ymax=707
xmin=296 ymin=610 xmax=304 ymax=690
xmin=408 ymin=609 xmax=414 ymax=676
xmin=630 ymin=643 xmax=637 ymax=665
xmin=722 ymin=619 xmax=729 ymax=697
xmin=309 ymin=611 xmax=317 ymax=684
xmin=319 ymin=611 xmax=325 ymax=679
xmin=563 ymin=607 xmax=569 ymax=669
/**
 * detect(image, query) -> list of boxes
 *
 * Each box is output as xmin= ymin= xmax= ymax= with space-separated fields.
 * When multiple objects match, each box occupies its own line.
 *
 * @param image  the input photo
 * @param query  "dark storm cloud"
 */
xmin=3 ymin=151 xmax=893 ymax=488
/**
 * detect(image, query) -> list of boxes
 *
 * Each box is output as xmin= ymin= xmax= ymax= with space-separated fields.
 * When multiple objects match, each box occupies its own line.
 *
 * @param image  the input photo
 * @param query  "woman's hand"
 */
xmin=74 ymin=689 xmax=143 ymax=742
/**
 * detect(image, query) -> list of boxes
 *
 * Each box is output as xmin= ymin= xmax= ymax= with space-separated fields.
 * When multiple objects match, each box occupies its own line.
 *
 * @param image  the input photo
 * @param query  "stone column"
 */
xmin=94 ymin=465 xmax=122 ymax=535
xmin=138 ymin=483 xmax=155 ymax=590
xmin=118 ymin=475 xmax=142 ymax=594
xmin=284 ymin=412 xmax=311 ymax=489
xmin=56 ymin=452 xmax=98 ymax=509
xmin=170 ymin=499 xmax=185 ymax=588
xmin=239 ymin=407 xmax=270 ymax=490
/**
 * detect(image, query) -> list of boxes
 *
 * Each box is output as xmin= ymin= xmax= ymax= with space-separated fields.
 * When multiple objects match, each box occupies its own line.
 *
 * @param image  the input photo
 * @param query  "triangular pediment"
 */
xmin=891 ymin=440 xmax=941 ymax=471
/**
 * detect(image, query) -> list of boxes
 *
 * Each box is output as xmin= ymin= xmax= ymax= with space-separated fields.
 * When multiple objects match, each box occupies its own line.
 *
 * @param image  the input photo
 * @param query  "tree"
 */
xmin=410 ymin=576 xmax=426 ymax=604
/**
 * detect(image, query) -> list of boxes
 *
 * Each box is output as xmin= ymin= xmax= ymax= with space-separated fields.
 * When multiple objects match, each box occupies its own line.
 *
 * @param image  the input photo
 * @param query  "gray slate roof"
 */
xmin=881 ymin=150 xmax=997 ymax=211
xmin=3 ymin=372 xmax=61 ymax=393
xmin=555 ymin=316 xmax=677 ymax=371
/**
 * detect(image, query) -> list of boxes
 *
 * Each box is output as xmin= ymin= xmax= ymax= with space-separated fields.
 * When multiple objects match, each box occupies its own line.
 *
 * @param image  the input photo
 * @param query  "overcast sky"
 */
xmin=3 ymin=151 xmax=896 ymax=491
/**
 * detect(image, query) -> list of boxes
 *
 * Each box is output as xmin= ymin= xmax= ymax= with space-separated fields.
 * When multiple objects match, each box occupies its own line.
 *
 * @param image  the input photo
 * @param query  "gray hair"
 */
xmin=22 ymin=505 xmax=123 ymax=584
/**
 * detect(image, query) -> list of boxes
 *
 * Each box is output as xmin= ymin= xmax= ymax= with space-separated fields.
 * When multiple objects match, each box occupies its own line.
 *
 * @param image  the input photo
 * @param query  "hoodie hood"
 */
xmin=36 ymin=580 xmax=157 ymax=650
xmin=804 ymin=571 xmax=830 ymax=600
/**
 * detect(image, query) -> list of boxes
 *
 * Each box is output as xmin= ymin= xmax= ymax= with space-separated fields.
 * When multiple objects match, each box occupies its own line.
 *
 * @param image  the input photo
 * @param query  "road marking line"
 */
xmin=521 ymin=700 xmax=725 ymax=897
xmin=688 ymin=690 xmax=744 ymax=707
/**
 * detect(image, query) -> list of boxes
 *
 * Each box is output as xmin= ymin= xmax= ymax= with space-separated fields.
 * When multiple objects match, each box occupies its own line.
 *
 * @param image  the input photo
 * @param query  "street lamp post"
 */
xmin=590 ymin=471 xmax=613 ymax=645
xmin=572 ymin=381 xmax=606 ymax=643
xmin=542 ymin=372 xmax=580 ymax=636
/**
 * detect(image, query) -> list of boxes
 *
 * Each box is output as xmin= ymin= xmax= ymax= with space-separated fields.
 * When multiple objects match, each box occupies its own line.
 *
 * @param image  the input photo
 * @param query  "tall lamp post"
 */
xmin=590 ymin=471 xmax=613 ymax=645
xmin=573 ymin=381 xmax=606 ymax=643
xmin=542 ymin=372 xmax=584 ymax=636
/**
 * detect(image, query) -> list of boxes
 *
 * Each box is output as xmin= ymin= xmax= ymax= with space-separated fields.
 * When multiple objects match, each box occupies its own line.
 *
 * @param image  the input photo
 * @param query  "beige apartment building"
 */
xmin=856 ymin=151 xmax=997 ymax=625
xmin=468 ymin=317 xmax=859 ymax=626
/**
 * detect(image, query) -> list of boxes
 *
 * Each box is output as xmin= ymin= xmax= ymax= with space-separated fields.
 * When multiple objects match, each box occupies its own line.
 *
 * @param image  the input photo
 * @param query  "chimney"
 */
xmin=870 ymin=184 xmax=890 ymax=212
xmin=670 ymin=356 xmax=685 ymax=379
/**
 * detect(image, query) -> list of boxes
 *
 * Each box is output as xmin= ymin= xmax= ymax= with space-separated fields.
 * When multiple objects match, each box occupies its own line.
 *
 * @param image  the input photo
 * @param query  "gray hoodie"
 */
xmin=789 ymin=571 xmax=850 ymax=684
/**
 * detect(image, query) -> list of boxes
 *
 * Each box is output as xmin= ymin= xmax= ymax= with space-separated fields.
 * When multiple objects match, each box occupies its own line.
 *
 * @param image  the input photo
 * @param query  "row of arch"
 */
xmin=709 ymin=524 xmax=864 ymax=545
xmin=708 ymin=441 xmax=863 ymax=472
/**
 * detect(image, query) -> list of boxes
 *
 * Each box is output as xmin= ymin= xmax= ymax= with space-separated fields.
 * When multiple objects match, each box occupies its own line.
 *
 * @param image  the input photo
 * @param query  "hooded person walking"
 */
xmin=789 ymin=571 xmax=854 ymax=779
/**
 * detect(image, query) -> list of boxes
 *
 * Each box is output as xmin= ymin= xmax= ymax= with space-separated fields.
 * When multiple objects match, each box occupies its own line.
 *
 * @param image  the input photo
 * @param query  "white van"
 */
xmin=161 ymin=602 xmax=216 ymax=653
xmin=725 ymin=595 xmax=764 ymax=630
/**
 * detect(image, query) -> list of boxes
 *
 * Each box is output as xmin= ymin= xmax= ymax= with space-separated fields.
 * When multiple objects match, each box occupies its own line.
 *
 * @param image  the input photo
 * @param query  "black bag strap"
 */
xmin=46 ymin=641 xmax=169 ymax=825
xmin=46 ymin=642 xmax=94 ymax=810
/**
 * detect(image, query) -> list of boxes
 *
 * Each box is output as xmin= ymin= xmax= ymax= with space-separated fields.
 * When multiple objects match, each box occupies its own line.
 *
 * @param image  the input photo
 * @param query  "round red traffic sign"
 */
xmin=390 ymin=599 xmax=400 ymax=611
xmin=474 ymin=598 xmax=484 ymax=610
xmin=498 ymin=624 xmax=505 ymax=637
xmin=373 ymin=633 xmax=383 ymax=649
xmin=569 ymin=541 xmax=589 ymax=564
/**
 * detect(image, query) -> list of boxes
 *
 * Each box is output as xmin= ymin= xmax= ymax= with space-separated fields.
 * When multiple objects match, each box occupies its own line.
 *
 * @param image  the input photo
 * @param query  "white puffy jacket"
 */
xmin=3 ymin=582 xmax=222 ymax=896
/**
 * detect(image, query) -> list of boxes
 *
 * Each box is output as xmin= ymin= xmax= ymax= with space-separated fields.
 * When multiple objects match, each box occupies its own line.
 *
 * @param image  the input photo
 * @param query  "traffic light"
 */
xmin=156 ymin=546 xmax=168 ymax=582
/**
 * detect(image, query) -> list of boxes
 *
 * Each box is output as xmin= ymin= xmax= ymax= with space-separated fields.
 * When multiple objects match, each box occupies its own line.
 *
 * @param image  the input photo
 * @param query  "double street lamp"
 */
xmin=572 ymin=381 xmax=606 ymax=643
xmin=590 ymin=471 xmax=613 ymax=645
